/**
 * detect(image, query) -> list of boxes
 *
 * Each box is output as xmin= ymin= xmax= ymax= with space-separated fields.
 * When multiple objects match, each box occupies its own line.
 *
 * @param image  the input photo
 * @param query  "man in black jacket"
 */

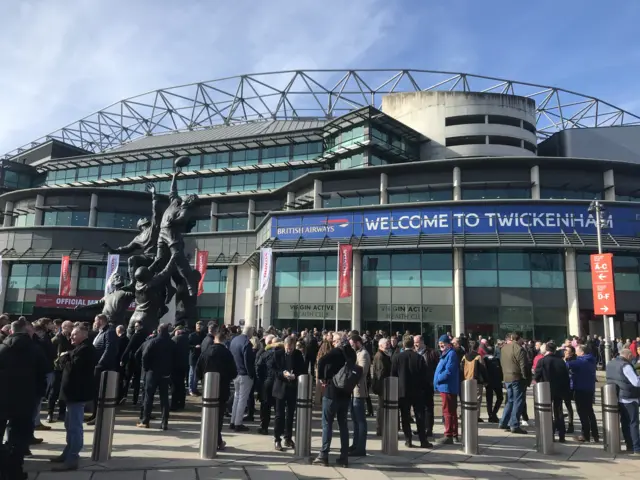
xmin=313 ymin=333 xmax=356 ymax=468
xmin=256 ymin=335 xmax=279 ymax=434
xmin=171 ymin=326 xmax=190 ymax=411
xmin=271 ymin=336 xmax=306 ymax=451
xmin=534 ymin=341 xmax=571 ymax=443
xmin=48 ymin=320 xmax=74 ymax=423
xmin=392 ymin=337 xmax=432 ymax=449
xmin=138 ymin=323 xmax=175 ymax=430
xmin=0 ymin=318 xmax=48 ymax=480
xmin=197 ymin=332 xmax=237 ymax=451
xmin=188 ymin=321 xmax=206 ymax=396
xmin=116 ymin=325 xmax=130 ymax=405
xmin=415 ymin=334 xmax=440 ymax=437
xmin=50 ymin=325 xmax=97 ymax=471
xmin=120 ymin=321 xmax=147 ymax=405
xmin=87 ymin=314 xmax=119 ymax=425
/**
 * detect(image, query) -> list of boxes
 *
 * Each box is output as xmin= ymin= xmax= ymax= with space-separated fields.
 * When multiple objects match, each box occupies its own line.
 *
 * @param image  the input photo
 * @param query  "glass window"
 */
xmin=192 ymin=218 xmax=211 ymax=233
xmin=614 ymin=273 xmax=640 ymax=291
xmin=149 ymin=158 xmax=174 ymax=174
xmin=392 ymin=254 xmax=421 ymax=270
xmin=531 ymin=271 xmax=565 ymax=288
xmin=422 ymin=270 xmax=453 ymax=287
xmin=462 ymin=187 xmax=531 ymax=200
xmin=363 ymin=254 xmax=390 ymax=271
xmin=465 ymin=252 xmax=497 ymax=270
xmin=363 ymin=270 xmax=391 ymax=287
xmin=540 ymin=188 xmax=602 ymax=200
xmin=500 ymin=306 xmax=533 ymax=324
xmin=43 ymin=211 xmax=89 ymax=226
xmin=465 ymin=270 xmax=498 ymax=287
xmin=301 ymin=271 xmax=325 ymax=287
xmin=577 ymin=271 xmax=592 ymax=289
xmin=498 ymin=270 xmax=531 ymax=288
xmin=530 ymin=252 xmax=563 ymax=271
xmin=13 ymin=213 xmax=35 ymax=227
xmin=391 ymin=270 xmax=421 ymax=287
xmin=217 ymin=217 xmax=248 ymax=231
xmin=498 ymin=252 xmax=530 ymax=270
xmin=292 ymin=142 xmax=322 ymax=161
xmin=201 ymin=175 xmax=228 ymax=194
xmin=229 ymin=173 xmax=258 ymax=192
xmin=300 ymin=257 xmax=325 ymax=271
xmin=422 ymin=252 xmax=453 ymax=270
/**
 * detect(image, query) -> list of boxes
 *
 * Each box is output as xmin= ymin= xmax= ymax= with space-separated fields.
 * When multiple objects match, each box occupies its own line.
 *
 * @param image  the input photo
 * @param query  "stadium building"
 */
xmin=2 ymin=69 xmax=640 ymax=345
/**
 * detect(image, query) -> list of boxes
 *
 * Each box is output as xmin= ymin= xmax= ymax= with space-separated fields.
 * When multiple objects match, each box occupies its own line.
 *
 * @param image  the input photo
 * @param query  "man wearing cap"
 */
xmin=433 ymin=335 xmax=460 ymax=445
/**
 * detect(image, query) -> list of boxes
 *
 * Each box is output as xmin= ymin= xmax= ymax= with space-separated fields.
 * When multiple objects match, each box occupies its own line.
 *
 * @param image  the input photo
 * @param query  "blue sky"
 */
xmin=0 ymin=0 xmax=638 ymax=154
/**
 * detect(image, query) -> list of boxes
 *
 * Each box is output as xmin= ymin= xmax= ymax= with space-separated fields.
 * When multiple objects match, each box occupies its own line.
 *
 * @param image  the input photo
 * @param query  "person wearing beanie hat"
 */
xmin=433 ymin=334 xmax=460 ymax=444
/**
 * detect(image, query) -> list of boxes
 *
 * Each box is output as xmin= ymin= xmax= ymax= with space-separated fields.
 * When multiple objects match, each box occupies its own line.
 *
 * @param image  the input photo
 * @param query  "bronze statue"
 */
xmin=102 ymin=182 xmax=160 ymax=285
xmin=148 ymin=161 xmax=198 ymax=297
xmin=75 ymin=273 xmax=134 ymax=326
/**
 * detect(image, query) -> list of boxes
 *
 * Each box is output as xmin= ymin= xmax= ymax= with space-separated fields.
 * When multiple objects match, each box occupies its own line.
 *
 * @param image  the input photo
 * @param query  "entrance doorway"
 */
xmin=423 ymin=323 xmax=453 ymax=349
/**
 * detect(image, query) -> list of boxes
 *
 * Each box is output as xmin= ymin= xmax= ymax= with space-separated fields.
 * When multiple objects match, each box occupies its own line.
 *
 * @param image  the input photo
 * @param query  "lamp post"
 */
xmin=589 ymin=200 xmax=613 ymax=364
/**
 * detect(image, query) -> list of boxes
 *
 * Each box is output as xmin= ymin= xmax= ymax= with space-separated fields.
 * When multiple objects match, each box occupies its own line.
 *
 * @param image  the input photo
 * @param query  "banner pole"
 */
xmin=335 ymin=244 xmax=339 ymax=332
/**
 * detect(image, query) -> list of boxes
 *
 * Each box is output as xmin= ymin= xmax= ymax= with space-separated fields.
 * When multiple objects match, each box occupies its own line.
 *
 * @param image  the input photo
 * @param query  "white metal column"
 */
xmin=565 ymin=249 xmax=580 ymax=336
xmin=453 ymin=248 xmax=465 ymax=336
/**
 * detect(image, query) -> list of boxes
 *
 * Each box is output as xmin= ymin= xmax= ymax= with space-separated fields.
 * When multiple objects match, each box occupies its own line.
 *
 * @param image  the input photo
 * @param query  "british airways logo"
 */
xmin=275 ymin=217 xmax=350 ymax=236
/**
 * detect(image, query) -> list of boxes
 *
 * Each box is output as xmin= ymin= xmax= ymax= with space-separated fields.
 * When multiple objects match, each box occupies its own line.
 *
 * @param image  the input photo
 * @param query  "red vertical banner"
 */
xmin=59 ymin=255 xmax=72 ymax=296
xmin=196 ymin=250 xmax=209 ymax=296
xmin=338 ymin=244 xmax=353 ymax=298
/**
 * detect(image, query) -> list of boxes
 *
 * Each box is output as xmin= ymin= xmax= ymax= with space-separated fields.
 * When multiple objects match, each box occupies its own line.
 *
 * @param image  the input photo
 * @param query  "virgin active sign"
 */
xmin=271 ymin=203 xmax=640 ymax=240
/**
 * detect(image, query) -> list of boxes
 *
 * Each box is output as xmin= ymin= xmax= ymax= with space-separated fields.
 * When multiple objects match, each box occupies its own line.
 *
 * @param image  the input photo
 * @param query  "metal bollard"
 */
xmin=295 ymin=374 xmax=313 ymax=460
xmin=602 ymin=384 xmax=622 ymax=455
xmin=461 ymin=379 xmax=479 ymax=455
xmin=382 ymin=376 xmax=399 ymax=455
xmin=533 ymin=382 xmax=554 ymax=455
xmin=199 ymin=372 xmax=221 ymax=459
xmin=91 ymin=370 xmax=119 ymax=462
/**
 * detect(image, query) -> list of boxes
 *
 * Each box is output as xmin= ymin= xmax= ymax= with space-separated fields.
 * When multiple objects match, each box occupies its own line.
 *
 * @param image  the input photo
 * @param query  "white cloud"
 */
xmin=0 ymin=0 xmax=406 ymax=154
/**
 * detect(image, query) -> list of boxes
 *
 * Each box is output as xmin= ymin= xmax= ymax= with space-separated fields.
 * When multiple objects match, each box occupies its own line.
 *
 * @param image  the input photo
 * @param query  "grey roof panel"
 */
xmin=111 ymin=119 xmax=327 ymax=153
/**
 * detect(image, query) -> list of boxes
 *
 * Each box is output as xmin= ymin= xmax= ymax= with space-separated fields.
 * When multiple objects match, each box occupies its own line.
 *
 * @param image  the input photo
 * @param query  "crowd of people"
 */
xmin=2 ymin=312 xmax=640 ymax=478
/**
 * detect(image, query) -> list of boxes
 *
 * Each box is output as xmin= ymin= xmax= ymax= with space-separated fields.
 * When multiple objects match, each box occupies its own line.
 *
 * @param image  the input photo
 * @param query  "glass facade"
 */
xmin=322 ymin=194 xmax=379 ymax=208
xmin=389 ymin=190 xmax=453 ymax=203
xmin=198 ymin=267 xmax=227 ymax=323
xmin=464 ymin=250 xmax=567 ymax=342
xmin=12 ymin=213 xmax=35 ymax=227
xmin=7 ymin=263 xmax=61 ymax=291
xmin=97 ymin=212 xmax=146 ymax=229
xmin=78 ymin=264 xmax=128 ymax=293
xmin=541 ymin=188 xmax=602 ymax=200
xmin=272 ymin=255 xmax=350 ymax=331
xmin=43 ymin=211 xmax=89 ymax=227
xmin=45 ymin=143 xmax=323 ymax=187
xmin=217 ymin=216 xmax=248 ymax=232
xmin=362 ymin=252 xmax=454 ymax=335
xmin=462 ymin=187 xmax=531 ymax=200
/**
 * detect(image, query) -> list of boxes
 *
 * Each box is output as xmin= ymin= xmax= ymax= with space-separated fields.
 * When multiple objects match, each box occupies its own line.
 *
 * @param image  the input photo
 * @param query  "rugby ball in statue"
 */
xmin=174 ymin=156 xmax=191 ymax=168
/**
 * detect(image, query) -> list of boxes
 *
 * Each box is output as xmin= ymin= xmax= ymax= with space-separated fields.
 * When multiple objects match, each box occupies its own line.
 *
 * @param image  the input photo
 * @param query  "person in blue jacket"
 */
xmin=433 ymin=335 xmax=460 ymax=445
xmin=566 ymin=344 xmax=598 ymax=442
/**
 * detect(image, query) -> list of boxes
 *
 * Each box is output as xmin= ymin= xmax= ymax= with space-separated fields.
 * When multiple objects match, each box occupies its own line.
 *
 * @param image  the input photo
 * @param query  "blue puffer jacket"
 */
xmin=434 ymin=347 xmax=460 ymax=395
xmin=566 ymin=354 xmax=596 ymax=392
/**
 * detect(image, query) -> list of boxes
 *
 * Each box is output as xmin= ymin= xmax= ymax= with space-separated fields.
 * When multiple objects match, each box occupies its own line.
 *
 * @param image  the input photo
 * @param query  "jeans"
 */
xmin=440 ymin=392 xmax=458 ymax=438
xmin=62 ymin=402 xmax=85 ymax=464
xmin=574 ymin=389 xmax=598 ymax=441
xmin=231 ymin=375 xmax=253 ymax=426
xmin=619 ymin=401 xmax=640 ymax=453
xmin=350 ymin=397 xmax=367 ymax=454
xmin=500 ymin=381 xmax=525 ymax=429
xmin=319 ymin=396 xmax=349 ymax=460
xmin=188 ymin=365 xmax=198 ymax=393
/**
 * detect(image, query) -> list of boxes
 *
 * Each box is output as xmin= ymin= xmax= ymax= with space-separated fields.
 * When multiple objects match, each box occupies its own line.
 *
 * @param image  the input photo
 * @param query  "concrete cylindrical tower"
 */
xmin=381 ymin=91 xmax=537 ymax=159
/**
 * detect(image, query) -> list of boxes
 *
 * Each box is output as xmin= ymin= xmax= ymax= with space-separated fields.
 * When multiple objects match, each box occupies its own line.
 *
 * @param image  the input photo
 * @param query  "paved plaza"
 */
xmin=24 ymin=384 xmax=639 ymax=480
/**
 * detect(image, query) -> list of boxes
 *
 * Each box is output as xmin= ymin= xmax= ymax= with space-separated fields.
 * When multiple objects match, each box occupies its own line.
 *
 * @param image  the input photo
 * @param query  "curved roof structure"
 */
xmin=5 ymin=69 xmax=640 ymax=160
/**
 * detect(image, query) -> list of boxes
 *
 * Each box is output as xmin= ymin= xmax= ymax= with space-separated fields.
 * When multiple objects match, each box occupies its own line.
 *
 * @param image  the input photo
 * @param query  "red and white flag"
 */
xmin=196 ymin=250 xmax=209 ymax=296
xmin=338 ymin=244 xmax=353 ymax=298
xmin=59 ymin=255 xmax=72 ymax=296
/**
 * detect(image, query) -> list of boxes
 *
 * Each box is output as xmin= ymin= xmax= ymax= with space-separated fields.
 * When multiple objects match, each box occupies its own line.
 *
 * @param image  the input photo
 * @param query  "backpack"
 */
xmin=332 ymin=348 xmax=363 ymax=394
xmin=463 ymin=355 xmax=481 ymax=381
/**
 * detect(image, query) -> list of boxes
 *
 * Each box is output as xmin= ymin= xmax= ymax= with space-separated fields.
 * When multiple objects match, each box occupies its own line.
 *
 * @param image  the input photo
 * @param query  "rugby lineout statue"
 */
xmin=99 ymin=156 xmax=200 ymax=335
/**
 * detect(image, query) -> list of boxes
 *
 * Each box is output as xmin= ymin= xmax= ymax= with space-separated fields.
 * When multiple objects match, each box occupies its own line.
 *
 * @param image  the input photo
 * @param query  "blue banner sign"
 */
xmin=271 ymin=204 xmax=640 ymax=240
